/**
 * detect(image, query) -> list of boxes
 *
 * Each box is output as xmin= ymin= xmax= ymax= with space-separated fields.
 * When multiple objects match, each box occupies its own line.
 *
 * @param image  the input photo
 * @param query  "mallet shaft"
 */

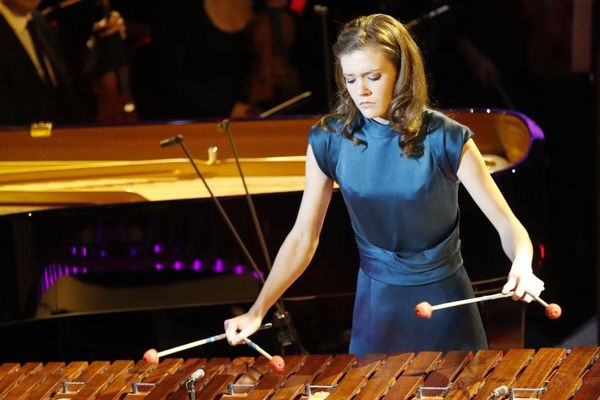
xmin=431 ymin=292 xmax=514 ymax=311
xmin=244 ymin=337 xmax=273 ymax=360
xmin=527 ymin=291 xmax=549 ymax=307
xmin=156 ymin=322 xmax=272 ymax=358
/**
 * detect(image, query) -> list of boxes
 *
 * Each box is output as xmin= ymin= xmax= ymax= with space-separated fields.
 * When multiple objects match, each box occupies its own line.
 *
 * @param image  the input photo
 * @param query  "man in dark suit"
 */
xmin=0 ymin=0 xmax=127 ymax=126
xmin=0 ymin=0 xmax=84 ymax=125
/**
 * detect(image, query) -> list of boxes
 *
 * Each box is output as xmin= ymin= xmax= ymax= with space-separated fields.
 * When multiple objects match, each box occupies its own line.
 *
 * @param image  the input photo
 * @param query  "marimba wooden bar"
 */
xmin=1 ymin=347 xmax=599 ymax=399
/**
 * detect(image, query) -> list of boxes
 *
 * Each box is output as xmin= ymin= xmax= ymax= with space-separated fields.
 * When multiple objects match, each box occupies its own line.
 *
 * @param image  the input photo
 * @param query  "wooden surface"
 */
xmin=0 ymin=111 xmax=536 ymax=216
xmin=2 ymin=347 xmax=597 ymax=400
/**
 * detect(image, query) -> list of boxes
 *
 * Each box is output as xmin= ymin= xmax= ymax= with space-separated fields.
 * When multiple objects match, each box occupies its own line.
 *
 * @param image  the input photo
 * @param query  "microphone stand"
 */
xmin=159 ymin=135 xmax=268 ymax=291
xmin=218 ymin=99 xmax=309 ymax=354
xmin=219 ymin=91 xmax=311 ymax=271
xmin=186 ymin=381 xmax=196 ymax=400
xmin=220 ymin=93 xmax=312 ymax=355
xmin=185 ymin=368 xmax=204 ymax=400
xmin=160 ymin=93 xmax=312 ymax=355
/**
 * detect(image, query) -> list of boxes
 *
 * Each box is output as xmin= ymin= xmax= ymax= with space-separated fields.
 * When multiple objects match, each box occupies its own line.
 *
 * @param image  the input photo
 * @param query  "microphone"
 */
xmin=159 ymin=134 xmax=184 ymax=148
xmin=258 ymin=91 xmax=311 ymax=119
xmin=217 ymin=118 xmax=230 ymax=132
xmin=424 ymin=4 xmax=450 ymax=20
xmin=189 ymin=368 xmax=205 ymax=381
xmin=406 ymin=4 xmax=451 ymax=29
xmin=489 ymin=385 xmax=509 ymax=399
xmin=185 ymin=368 xmax=205 ymax=400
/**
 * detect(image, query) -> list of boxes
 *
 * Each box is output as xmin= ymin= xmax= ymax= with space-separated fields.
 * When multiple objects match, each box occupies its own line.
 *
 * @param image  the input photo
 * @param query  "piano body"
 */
xmin=0 ymin=110 xmax=545 ymax=361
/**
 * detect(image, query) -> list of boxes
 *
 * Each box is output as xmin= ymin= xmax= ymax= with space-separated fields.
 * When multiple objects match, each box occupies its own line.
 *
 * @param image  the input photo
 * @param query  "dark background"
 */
xmin=0 ymin=0 xmax=598 ymax=361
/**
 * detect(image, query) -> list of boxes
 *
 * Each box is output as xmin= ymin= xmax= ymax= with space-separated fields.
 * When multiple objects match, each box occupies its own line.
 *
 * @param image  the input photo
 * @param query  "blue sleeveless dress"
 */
xmin=308 ymin=109 xmax=488 ymax=354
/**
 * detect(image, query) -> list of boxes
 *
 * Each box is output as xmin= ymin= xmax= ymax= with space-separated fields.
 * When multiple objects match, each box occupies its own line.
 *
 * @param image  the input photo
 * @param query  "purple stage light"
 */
xmin=233 ymin=264 xmax=245 ymax=275
xmin=213 ymin=259 xmax=225 ymax=273
xmin=192 ymin=260 xmax=203 ymax=271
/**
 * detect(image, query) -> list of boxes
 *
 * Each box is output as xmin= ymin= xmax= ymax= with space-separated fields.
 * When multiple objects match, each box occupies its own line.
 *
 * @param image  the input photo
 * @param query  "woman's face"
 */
xmin=340 ymin=46 xmax=398 ymax=123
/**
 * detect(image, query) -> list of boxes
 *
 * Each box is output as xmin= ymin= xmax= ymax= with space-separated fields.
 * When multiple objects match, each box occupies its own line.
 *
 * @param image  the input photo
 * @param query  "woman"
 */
xmin=224 ymin=14 xmax=544 ymax=353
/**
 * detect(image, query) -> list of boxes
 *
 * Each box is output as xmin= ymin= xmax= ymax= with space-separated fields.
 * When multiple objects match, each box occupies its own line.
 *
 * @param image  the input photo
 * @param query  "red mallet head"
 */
xmin=545 ymin=303 xmax=562 ymax=319
xmin=143 ymin=348 xmax=159 ymax=365
xmin=269 ymin=355 xmax=285 ymax=373
xmin=415 ymin=302 xmax=433 ymax=319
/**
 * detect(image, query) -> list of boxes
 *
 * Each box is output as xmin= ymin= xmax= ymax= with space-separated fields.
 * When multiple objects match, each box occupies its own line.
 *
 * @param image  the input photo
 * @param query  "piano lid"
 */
xmin=0 ymin=110 xmax=543 ymax=216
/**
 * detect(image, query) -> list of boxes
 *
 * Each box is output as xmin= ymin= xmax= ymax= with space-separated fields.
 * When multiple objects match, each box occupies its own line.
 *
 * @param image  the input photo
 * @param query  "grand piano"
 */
xmin=0 ymin=110 xmax=545 ymax=362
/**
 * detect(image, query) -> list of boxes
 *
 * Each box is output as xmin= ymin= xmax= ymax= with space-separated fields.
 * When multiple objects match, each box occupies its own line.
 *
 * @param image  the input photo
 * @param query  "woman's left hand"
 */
xmin=502 ymin=260 xmax=545 ymax=302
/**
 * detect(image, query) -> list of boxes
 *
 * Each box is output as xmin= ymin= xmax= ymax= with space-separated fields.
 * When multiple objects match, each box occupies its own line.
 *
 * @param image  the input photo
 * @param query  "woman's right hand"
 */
xmin=224 ymin=310 xmax=263 ymax=346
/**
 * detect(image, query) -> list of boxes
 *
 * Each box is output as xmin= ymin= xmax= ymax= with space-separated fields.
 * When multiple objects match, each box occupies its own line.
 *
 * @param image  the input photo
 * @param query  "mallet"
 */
xmin=143 ymin=322 xmax=272 ymax=364
xmin=415 ymin=291 xmax=561 ymax=319
xmin=528 ymin=292 xmax=562 ymax=319
xmin=415 ymin=292 xmax=513 ymax=319
xmin=243 ymin=337 xmax=286 ymax=373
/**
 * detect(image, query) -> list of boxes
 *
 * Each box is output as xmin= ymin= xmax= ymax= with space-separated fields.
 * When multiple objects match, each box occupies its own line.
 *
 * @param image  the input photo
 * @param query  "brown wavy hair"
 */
xmin=319 ymin=14 xmax=429 ymax=157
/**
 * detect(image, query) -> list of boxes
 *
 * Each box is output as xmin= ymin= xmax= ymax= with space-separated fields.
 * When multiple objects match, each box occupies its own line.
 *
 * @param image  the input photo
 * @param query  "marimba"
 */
xmin=1 ymin=347 xmax=599 ymax=399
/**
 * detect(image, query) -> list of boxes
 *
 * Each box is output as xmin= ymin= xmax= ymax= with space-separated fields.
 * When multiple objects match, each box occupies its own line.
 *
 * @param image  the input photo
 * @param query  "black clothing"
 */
xmin=0 ymin=10 xmax=82 ymax=126
xmin=147 ymin=0 xmax=254 ymax=119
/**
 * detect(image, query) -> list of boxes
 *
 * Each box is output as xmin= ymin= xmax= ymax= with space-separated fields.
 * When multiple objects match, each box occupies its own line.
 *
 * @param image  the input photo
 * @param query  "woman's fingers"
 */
xmin=224 ymin=315 xmax=261 ymax=346
xmin=502 ymin=276 xmax=517 ymax=297
xmin=224 ymin=318 xmax=242 ymax=345
xmin=504 ymin=272 xmax=545 ymax=303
